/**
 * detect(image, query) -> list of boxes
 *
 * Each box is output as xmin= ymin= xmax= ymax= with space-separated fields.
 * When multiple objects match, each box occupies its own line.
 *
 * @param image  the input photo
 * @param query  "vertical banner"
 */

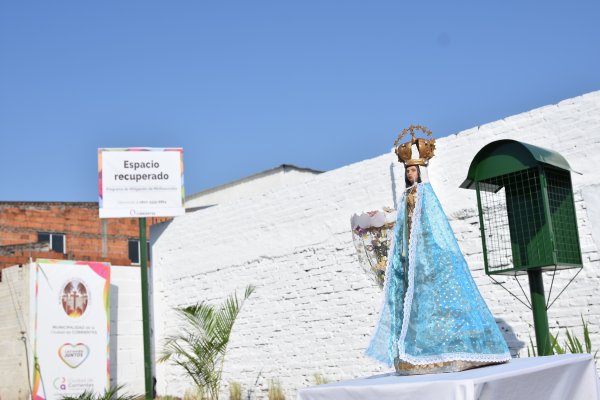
xmin=32 ymin=260 xmax=110 ymax=400
xmin=98 ymin=148 xmax=185 ymax=218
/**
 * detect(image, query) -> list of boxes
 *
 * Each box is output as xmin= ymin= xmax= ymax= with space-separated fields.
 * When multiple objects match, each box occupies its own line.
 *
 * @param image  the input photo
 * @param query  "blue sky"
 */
xmin=1 ymin=1 xmax=598 ymax=201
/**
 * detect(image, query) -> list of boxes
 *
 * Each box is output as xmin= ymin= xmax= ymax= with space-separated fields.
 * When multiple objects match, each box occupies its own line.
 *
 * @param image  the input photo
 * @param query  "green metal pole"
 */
xmin=527 ymin=268 xmax=552 ymax=356
xmin=139 ymin=217 xmax=153 ymax=399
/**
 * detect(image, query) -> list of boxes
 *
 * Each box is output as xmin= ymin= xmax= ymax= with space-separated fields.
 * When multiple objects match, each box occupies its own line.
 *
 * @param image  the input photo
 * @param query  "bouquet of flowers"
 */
xmin=350 ymin=207 xmax=396 ymax=289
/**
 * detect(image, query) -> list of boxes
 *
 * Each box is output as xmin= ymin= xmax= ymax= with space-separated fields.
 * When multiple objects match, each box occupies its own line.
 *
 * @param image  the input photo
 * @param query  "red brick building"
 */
xmin=0 ymin=202 xmax=167 ymax=269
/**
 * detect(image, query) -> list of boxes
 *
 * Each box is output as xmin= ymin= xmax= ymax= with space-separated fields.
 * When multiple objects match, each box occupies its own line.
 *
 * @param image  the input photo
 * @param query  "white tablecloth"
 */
xmin=298 ymin=354 xmax=600 ymax=400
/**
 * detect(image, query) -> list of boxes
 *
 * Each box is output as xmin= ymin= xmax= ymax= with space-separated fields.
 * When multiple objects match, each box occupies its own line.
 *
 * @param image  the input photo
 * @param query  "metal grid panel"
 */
xmin=480 ymin=168 xmax=553 ymax=273
xmin=545 ymin=167 xmax=582 ymax=265
xmin=480 ymin=186 xmax=513 ymax=273
xmin=506 ymin=168 xmax=553 ymax=269
xmin=478 ymin=166 xmax=582 ymax=275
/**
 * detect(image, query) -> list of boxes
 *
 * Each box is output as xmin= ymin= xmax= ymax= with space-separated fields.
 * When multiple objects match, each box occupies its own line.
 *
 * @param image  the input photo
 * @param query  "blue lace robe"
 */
xmin=367 ymin=183 xmax=510 ymax=368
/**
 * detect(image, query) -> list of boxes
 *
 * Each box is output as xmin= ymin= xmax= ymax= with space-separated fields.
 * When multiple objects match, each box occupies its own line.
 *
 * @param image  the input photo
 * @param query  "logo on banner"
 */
xmin=58 ymin=343 xmax=90 ymax=368
xmin=54 ymin=377 xmax=67 ymax=391
xmin=60 ymin=279 xmax=90 ymax=318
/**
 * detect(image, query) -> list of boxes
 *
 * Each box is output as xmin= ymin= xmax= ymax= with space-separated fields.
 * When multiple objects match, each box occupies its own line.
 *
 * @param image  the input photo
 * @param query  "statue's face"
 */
xmin=406 ymin=166 xmax=419 ymax=184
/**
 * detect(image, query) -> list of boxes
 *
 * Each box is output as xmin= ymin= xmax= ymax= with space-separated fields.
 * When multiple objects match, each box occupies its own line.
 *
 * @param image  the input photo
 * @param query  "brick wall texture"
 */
xmin=0 ymin=202 xmax=166 ymax=268
xmin=151 ymin=91 xmax=600 ymax=399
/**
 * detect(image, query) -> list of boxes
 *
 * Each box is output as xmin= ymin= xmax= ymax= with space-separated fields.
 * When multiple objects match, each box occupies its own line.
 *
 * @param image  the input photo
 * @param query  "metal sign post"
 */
xmin=139 ymin=217 xmax=153 ymax=398
xmin=528 ymin=269 xmax=551 ymax=355
xmin=98 ymin=148 xmax=185 ymax=399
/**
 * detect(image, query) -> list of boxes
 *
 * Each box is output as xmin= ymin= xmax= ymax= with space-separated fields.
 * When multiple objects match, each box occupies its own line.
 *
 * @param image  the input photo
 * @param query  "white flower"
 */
xmin=351 ymin=208 xmax=397 ymax=230
xmin=357 ymin=213 xmax=372 ymax=229
xmin=370 ymin=211 xmax=386 ymax=228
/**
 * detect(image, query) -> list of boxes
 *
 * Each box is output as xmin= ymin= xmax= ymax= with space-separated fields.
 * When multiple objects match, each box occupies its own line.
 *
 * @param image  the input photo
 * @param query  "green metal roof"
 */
xmin=460 ymin=139 xmax=577 ymax=190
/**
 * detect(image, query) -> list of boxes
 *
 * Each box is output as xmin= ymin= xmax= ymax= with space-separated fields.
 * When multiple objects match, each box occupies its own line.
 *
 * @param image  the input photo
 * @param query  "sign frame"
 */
xmin=98 ymin=147 xmax=185 ymax=218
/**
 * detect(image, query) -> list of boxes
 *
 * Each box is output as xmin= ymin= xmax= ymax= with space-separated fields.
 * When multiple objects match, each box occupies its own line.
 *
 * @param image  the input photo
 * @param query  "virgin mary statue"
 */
xmin=366 ymin=126 xmax=511 ymax=375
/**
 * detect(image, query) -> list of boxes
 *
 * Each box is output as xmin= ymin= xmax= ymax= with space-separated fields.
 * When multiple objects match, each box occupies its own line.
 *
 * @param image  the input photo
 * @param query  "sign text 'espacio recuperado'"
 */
xmin=98 ymin=148 xmax=185 ymax=218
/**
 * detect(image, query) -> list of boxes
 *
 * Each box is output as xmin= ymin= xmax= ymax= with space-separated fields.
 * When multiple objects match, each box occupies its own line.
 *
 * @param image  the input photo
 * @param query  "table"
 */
xmin=298 ymin=354 xmax=600 ymax=400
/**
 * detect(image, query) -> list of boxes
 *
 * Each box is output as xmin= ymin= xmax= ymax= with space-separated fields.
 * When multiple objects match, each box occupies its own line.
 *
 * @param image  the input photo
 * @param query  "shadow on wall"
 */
xmin=581 ymin=184 xmax=600 ymax=255
xmin=390 ymin=162 xmax=399 ymax=209
xmin=496 ymin=318 xmax=526 ymax=356
xmin=109 ymin=283 xmax=118 ymax=387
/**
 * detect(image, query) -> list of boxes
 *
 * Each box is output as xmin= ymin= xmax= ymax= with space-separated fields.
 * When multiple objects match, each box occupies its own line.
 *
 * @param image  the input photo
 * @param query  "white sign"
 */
xmin=32 ymin=260 xmax=110 ymax=400
xmin=99 ymin=148 xmax=185 ymax=218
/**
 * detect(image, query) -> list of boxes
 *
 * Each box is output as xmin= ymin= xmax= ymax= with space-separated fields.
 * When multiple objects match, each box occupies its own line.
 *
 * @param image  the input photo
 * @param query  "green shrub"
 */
xmin=159 ymin=285 xmax=255 ymax=400
xmin=267 ymin=379 xmax=285 ymax=400
xmin=182 ymin=387 xmax=205 ymax=400
xmin=59 ymin=385 xmax=138 ymax=400
xmin=528 ymin=315 xmax=597 ymax=358
xmin=313 ymin=373 xmax=330 ymax=385
xmin=228 ymin=381 xmax=242 ymax=400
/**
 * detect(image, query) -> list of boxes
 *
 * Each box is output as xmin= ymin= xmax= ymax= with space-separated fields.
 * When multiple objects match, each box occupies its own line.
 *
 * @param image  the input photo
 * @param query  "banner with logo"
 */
xmin=98 ymin=147 xmax=185 ymax=218
xmin=32 ymin=260 xmax=110 ymax=400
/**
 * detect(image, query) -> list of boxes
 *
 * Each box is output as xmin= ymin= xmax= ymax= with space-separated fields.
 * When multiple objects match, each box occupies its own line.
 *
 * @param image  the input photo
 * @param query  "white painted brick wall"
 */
xmin=152 ymin=91 xmax=600 ymax=399
xmin=0 ymin=264 xmax=146 ymax=399
xmin=0 ymin=265 xmax=31 ymax=400
xmin=109 ymin=265 xmax=146 ymax=396
xmin=186 ymin=167 xmax=321 ymax=210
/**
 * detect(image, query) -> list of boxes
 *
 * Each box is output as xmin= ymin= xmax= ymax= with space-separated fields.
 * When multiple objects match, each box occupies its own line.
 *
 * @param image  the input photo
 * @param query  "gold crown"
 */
xmin=393 ymin=124 xmax=436 ymax=166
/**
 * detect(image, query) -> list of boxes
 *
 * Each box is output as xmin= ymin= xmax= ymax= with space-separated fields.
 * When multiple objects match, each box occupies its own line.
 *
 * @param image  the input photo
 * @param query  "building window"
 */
xmin=128 ymin=240 xmax=151 ymax=264
xmin=38 ymin=232 xmax=66 ymax=254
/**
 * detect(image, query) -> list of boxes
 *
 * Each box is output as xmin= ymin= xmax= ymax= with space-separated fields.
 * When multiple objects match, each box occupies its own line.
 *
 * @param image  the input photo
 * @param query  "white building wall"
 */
xmin=109 ymin=265 xmax=146 ymax=396
xmin=185 ymin=167 xmax=320 ymax=209
xmin=0 ymin=264 xmax=145 ymax=399
xmin=151 ymin=91 xmax=600 ymax=399
xmin=0 ymin=265 xmax=31 ymax=400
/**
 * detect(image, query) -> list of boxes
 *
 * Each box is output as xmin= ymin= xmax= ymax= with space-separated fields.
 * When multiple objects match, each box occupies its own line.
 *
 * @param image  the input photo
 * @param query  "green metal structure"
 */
xmin=461 ymin=139 xmax=582 ymax=356
xmin=139 ymin=217 xmax=153 ymax=399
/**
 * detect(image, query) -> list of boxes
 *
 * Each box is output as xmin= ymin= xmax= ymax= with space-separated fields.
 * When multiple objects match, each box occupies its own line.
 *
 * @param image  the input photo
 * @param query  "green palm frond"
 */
xmin=159 ymin=285 xmax=255 ymax=400
xmin=565 ymin=328 xmax=584 ymax=353
xmin=527 ymin=315 xmax=597 ymax=360
xmin=527 ymin=335 xmax=537 ymax=357
xmin=59 ymin=384 xmax=138 ymax=400
xmin=549 ymin=332 xmax=565 ymax=354
xmin=580 ymin=315 xmax=598 ymax=358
